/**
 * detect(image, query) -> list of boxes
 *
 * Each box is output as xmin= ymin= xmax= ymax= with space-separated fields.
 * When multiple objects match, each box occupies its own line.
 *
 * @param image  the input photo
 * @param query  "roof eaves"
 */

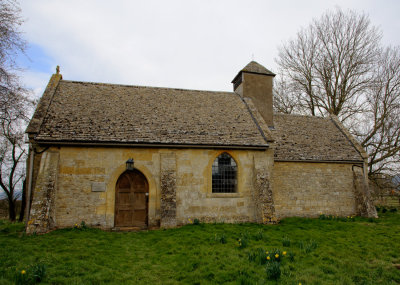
xmin=32 ymin=140 xmax=269 ymax=150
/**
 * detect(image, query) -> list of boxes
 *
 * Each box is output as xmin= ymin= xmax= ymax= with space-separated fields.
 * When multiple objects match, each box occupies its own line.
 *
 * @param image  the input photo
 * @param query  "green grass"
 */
xmin=0 ymin=211 xmax=399 ymax=284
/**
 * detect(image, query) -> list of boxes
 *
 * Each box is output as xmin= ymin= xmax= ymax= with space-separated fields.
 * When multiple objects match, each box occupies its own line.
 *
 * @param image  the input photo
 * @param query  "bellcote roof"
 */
xmin=232 ymin=61 xmax=275 ymax=83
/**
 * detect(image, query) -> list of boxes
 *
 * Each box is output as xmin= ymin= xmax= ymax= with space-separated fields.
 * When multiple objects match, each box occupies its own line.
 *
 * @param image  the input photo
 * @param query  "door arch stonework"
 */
xmin=115 ymin=169 xmax=149 ymax=228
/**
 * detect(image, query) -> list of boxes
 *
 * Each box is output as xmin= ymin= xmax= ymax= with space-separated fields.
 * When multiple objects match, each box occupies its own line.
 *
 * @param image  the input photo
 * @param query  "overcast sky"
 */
xmin=17 ymin=0 xmax=400 ymax=98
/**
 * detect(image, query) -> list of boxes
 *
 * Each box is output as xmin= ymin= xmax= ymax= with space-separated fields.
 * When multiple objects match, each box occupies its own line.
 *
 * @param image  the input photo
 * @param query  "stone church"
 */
xmin=25 ymin=61 xmax=376 ymax=233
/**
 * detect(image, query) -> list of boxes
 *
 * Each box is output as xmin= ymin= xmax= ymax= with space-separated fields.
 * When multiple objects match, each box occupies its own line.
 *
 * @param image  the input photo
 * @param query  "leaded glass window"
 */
xmin=212 ymin=153 xmax=237 ymax=193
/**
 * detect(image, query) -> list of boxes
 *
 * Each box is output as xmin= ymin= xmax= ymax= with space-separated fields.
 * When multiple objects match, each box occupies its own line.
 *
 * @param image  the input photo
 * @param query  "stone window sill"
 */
xmin=207 ymin=193 xmax=242 ymax=198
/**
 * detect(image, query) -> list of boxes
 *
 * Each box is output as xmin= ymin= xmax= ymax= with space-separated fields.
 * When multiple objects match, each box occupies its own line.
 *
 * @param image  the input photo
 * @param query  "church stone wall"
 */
xmin=272 ymin=162 xmax=357 ymax=218
xmin=29 ymin=146 xmax=273 ymax=231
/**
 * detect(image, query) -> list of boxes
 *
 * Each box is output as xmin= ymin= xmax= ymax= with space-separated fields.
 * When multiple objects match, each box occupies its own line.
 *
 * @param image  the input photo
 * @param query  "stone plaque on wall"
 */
xmin=91 ymin=182 xmax=106 ymax=192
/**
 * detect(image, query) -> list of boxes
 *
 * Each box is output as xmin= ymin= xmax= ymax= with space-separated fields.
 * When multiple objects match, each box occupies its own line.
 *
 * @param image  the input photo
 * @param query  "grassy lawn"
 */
xmin=0 ymin=210 xmax=399 ymax=284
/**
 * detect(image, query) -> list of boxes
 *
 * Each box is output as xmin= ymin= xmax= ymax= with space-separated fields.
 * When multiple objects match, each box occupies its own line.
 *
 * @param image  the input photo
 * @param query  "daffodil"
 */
xmin=265 ymin=251 xmax=269 ymax=254
xmin=21 ymin=270 xmax=26 ymax=275
xmin=267 ymin=256 xmax=270 ymax=260
xmin=283 ymin=251 xmax=287 ymax=255
xmin=275 ymin=254 xmax=279 ymax=258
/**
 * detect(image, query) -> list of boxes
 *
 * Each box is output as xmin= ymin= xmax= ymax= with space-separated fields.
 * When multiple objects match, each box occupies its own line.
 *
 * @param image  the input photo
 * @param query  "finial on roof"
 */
xmin=56 ymin=65 xmax=60 ymax=74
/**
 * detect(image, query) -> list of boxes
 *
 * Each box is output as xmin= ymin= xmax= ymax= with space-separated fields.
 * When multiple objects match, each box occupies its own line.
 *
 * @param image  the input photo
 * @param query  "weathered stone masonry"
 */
xmin=26 ymin=151 xmax=59 ymax=234
xmin=252 ymin=154 xmax=277 ymax=223
xmin=160 ymin=153 xmax=177 ymax=228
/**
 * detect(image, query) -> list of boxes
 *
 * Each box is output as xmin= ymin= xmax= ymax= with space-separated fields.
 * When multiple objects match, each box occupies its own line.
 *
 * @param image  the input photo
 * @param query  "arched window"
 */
xmin=212 ymin=153 xmax=238 ymax=193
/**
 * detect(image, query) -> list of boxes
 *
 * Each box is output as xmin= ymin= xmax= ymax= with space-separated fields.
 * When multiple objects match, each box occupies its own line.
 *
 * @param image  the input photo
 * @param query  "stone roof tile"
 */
xmin=241 ymin=61 xmax=275 ymax=76
xmin=33 ymin=80 xmax=270 ymax=148
xmin=273 ymin=114 xmax=363 ymax=162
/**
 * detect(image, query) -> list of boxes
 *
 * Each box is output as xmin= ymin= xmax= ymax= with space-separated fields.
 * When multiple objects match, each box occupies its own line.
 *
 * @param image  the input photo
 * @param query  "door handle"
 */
xmin=145 ymin=193 xmax=149 ymax=196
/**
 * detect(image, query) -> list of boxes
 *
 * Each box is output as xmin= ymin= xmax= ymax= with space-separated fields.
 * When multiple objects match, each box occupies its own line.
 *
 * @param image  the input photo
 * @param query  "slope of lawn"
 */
xmin=0 ymin=209 xmax=399 ymax=284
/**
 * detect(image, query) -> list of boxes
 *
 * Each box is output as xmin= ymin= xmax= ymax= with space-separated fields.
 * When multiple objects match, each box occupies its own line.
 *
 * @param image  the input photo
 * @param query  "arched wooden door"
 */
xmin=115 ymin=170 xmax=149 ymax=229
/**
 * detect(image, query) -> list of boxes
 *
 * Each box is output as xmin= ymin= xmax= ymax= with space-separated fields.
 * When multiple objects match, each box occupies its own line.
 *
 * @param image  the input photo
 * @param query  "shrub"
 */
xmin=193 ymin=218 xmax=200 ymax=225
xmin=266 ymin=261 xmax=281 ymax=280
xmin=282 ymin=236 xmax=291 ymax=247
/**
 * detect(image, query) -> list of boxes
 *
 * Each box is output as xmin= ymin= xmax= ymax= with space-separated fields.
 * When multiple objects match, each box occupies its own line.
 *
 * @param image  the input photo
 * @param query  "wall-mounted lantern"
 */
xmin=126 ymin=158 xmax=134 ymax=171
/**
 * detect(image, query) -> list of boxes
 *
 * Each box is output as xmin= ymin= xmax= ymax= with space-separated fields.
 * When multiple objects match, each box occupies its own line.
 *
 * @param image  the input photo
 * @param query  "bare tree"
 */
xmin=276 ymin=8 xmax=381 ymax=121
xmin=275 ymin=8 xmax=400 ymax=177
xmin=357 ymin=47 xmax=400 ymax=176
xmin=273 ymin=74 xmax=303 ymax=114
xmin=0 ymin=0 xmax=31 ymax=221
xmin=0 ymin=108 xmax=27 ymax=221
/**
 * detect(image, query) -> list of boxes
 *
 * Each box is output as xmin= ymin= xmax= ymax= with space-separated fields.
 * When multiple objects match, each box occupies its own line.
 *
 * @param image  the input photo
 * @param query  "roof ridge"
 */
xmin=274 ymin=113 xmax=329 ymax=120
xmin=60 ymin=79 xmax=233 ymax=95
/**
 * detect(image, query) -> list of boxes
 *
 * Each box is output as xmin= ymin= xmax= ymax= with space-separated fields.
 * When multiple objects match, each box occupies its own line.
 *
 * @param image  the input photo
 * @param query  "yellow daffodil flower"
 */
xmin=21 ymin=270 xmax=26 ymax=275
xmin=283 ymin=251 xmax=287 ymax=255
xmin=267 ymin=256 xmax=270 ymax=260
xmin=275 ymin=254 xmax=279 ymax=258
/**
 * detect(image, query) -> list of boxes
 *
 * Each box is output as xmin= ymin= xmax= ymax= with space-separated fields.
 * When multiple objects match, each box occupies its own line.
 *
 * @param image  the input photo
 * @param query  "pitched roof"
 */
xmin=28 ymin=80 xmax=271 ymax=148
xmin=231 ymin=61 xmax=275 ymax=85
xmin=27 ymin=72 xmax=365 ymax=162
xmin=241 ymin=61 xmax=276 ymax=76
xmin=272 ymin=114 xmax=364 ymax=162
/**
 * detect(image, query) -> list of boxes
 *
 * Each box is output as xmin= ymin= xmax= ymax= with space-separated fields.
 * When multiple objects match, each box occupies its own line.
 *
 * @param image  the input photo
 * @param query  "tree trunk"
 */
xmin=18 ymin=179 xmax=26 ymax=222
xmin=8 ymin=197 xmax=16 ymax=221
